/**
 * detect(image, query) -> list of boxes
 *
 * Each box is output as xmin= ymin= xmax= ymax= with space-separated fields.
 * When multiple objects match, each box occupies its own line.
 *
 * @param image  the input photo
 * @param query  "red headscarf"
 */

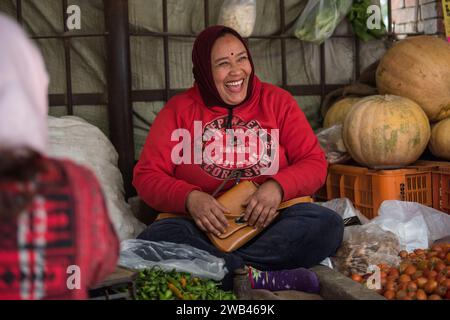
xmin=192 ymin=25 xmax=255 ymax=108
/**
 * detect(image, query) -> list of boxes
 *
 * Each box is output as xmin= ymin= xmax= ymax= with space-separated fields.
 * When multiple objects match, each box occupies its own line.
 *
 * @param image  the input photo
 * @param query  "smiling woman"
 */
xmin=211 ymin=34 xmax=252 ymax=106
xmin=133 ymin=25 xmax=344 ymax=291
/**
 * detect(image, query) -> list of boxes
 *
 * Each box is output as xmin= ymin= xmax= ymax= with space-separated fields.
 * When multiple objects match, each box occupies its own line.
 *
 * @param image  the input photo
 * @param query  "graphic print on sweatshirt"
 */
xmin=200 ymin=115 xmax=279 ymax=179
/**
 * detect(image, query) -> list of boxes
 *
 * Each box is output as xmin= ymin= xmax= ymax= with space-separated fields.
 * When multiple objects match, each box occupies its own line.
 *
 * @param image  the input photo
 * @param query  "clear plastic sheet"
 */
xmin=316 ymin=124 xmax=351 ymax=164
xmin=119 ymin=239 xmax=227 ymax=281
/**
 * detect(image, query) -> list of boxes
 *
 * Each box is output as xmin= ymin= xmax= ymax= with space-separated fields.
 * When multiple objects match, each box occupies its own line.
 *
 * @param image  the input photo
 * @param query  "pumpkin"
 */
xmin=429 ymin=118 xmax=450 ymax=160
xmin=323 ymin=97 xmax=361 ymax=128
xmin=343 ymin=95 xmax=431 ymax=169
xmin=376 ymin=36 xmax=450 ymax=122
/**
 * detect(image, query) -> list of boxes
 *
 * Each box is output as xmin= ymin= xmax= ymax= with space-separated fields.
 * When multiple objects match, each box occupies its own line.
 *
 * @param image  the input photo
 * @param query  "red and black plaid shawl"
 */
xmin=0 ymin=158 xmax=119 ymax=300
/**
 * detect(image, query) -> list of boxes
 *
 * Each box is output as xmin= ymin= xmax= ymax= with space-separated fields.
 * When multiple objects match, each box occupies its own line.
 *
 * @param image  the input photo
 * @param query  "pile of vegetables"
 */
xmin=350 ymin=243 xmax=450 ymax=300
xmin=322 ymin=36 xmax=450 ymax=168
xmin=134 ymin=268 xmax=236 ymax=300
xmin=376 ymin=35 xmax=450 ymax=160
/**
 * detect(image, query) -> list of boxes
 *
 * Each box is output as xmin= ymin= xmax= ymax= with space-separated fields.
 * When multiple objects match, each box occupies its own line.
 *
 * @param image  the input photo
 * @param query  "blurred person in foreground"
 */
xmin=0 ymin=14 xmax=119 ymax=300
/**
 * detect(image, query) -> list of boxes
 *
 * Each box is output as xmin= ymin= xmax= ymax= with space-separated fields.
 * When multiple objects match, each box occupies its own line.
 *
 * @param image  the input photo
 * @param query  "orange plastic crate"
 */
xmin=432 ymin=166 xmax=450 ymax=214
xmin=323 ymin=163 xmax=434 ymax=219
xmin=414 ymin=160 xmax=450 ymax=214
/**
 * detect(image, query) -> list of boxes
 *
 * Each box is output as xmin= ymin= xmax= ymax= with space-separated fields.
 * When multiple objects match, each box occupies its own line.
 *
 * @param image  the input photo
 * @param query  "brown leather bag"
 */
xmin=156 ymin=180 xmax=313 ymax=253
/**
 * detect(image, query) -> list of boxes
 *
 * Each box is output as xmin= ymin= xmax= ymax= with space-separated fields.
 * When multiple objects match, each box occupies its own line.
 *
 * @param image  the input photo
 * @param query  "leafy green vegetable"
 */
xmin=134 ymin=267 xmax=236 ymax=300
xmin=347 ymin=0 xmax=387 ymax=41
xmin=295 ymin=0 xmax=353 ymax=45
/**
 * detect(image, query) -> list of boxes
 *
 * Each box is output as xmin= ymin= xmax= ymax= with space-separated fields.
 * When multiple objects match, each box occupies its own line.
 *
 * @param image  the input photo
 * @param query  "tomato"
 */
xmin=399 ymin=274 xmax=412 ymax=283
xmin=416 ymin=289 xmax=427 ymax=300
xmin=351 ymin=274 xmax=363 ymax=283
xmin=404 ymin=265 xmax=417 ymax=276
xmin=428 ymin=294 xmax=442 ymax=300
xmin=424 ymin=280 xmax=438 ymax=294
xmin=416 ymin=277 xmax=428 ymax=289
xmin=399 ymin=250 xmax=408 ymax=259
xmin=384 ymin=290 xmax=395 ymax=300
xmin=446 ymin=289 xmax=450 ymax=300
xmin=385 ymin=281 xmax=397 ymax=292
xmin=407 ymin=282 xmax=418 ymax=292
xmin=446 ymin=253 xmax=450 ymax=264
xmin=428 ymin=270 xmax=438 ymax=279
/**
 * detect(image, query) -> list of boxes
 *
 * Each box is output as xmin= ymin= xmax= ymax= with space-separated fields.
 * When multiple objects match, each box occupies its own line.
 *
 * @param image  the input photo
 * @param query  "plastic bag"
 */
xmin=119 ymin=240 xmax=227 ymax=281
xmin=321 ymin=197 xmax=370 ymax=225
xmin=319 ymin=257 xmax=334 ymax=269
xmin=331 ymin=223 xmax=401 ymax=276
xmin=372 ymin=201 xmax=450 ymax=252
xmin=316 ymin=124 xmax=351 ymax=164
xmin=218 ymin=0 xmax=256 ymax=37
xmin=294 ymin=0 xmax=353 ymax=45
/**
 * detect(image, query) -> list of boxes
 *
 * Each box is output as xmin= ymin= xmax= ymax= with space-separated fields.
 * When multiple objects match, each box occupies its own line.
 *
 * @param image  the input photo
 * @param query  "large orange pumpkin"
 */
xmin=429 ymin=118 xmax=450 ymax=160
xmin=376 ymin=36 xmax=450 ymax=122
xmin=343 ymin=95 xmax=431 ymax=169
xmin=323 ymin=97 xmax=361 ymax=128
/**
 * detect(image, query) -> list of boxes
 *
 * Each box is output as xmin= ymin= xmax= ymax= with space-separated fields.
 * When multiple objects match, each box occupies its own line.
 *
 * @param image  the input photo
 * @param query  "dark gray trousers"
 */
xmin=137 ymin=203 xmax=344 ymax=290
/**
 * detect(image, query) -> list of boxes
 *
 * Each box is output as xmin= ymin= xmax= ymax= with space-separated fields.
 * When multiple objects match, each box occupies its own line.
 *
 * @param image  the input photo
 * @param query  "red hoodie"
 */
xmin=133 ymin=77 xmax=327 ymax=214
